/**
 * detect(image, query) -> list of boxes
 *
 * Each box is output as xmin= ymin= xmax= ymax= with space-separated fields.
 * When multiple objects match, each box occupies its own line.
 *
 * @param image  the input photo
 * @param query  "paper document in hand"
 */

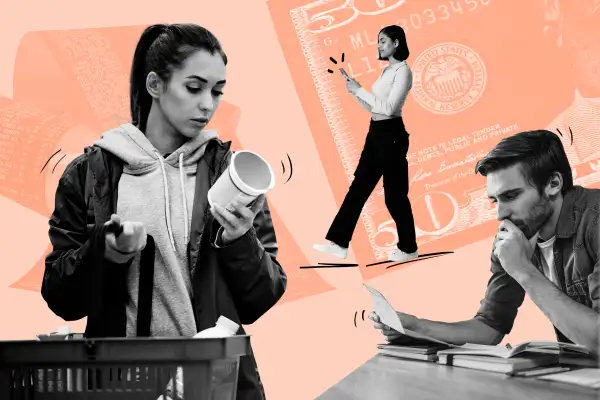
xmin=363 ymin=284 xmax=405 ymax=334
xmin=363 ymin=284 xmax=450 ymax=346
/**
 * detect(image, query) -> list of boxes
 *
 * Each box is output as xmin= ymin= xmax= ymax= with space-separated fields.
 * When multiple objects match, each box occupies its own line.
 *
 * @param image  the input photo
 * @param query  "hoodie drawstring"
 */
xmin=154 ymin=151 xmax=188 ymax=252
xmin=179 ymin=153 xmax=189 ymax=246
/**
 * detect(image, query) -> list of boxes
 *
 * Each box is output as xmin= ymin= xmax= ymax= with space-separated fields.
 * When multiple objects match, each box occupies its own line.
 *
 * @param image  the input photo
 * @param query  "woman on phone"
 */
xmin=42 ymin=23 xmax=286 ymax=400
xmin=314 ymin=25 xmax=418 ymax=262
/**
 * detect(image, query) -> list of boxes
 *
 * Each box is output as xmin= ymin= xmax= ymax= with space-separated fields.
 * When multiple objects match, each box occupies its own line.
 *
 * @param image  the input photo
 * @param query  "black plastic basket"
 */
xmin=0 ymin=336 xmax=251 ymax=400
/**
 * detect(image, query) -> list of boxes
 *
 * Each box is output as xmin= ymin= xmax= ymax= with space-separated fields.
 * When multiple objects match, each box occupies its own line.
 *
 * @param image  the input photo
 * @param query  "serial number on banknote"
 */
xmin=302 ymin=0 xmax=492 ymax=34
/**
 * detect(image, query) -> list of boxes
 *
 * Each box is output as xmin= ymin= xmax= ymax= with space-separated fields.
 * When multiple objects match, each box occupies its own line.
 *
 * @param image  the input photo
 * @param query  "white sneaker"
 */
xmin=313 ymin=241 xmax=348 ymax=259
xmin=388 ymin=249 xmax=418 ymax=262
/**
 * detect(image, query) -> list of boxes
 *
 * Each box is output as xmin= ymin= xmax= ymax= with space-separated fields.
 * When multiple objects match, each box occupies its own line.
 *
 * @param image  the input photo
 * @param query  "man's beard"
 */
xmin=510 ymin=194 xmax=554 ymax=239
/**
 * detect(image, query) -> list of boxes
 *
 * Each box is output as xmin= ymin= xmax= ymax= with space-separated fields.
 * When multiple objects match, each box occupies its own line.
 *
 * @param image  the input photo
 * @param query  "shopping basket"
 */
xmin=0 ymin=335 xmax=251 ymax=399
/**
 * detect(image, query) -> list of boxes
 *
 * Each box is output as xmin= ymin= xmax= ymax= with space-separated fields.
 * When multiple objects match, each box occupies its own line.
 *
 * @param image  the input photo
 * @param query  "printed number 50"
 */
xmin=303 ymin=0 xmax=358 ymax=34
xmin=303 ymin=0 xmax=408 ymax=34
xmin=376 ymin=220 xmax=398 ymax=247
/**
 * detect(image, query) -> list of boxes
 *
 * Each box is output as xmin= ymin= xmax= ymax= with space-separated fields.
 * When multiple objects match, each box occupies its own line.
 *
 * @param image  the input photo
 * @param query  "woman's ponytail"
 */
xmin=129 ymin=24 xmax=168 ymax=132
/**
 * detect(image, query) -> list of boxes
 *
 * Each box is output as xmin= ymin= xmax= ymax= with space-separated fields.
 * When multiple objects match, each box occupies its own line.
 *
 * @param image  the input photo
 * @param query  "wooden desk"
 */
xmin=317 ymin=355 xmax=599 ymax=400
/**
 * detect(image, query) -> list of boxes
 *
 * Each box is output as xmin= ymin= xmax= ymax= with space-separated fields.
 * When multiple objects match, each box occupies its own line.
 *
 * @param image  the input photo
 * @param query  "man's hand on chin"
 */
xmin=493 ymin=220 xmax=540 ymax=282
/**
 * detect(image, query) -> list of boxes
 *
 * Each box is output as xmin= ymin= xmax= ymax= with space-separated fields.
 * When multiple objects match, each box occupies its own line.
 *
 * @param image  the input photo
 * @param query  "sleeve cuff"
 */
xmin=104 ymin=239 xmax=137 ymax=264
xmin=213 ymin=225 xmax=262 ymax=260
xmin=473 ymin=301 xmax=516 ymax=335
xmin=212 ymin=226 xmax=246 ymax=248
xmin=213 ymin=226 xmax=226 ymax=248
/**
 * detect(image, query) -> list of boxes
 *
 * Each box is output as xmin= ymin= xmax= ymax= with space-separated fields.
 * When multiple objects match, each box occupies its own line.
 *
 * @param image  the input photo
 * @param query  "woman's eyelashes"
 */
xmin=186 ymin=85 xmax=224 ymax=97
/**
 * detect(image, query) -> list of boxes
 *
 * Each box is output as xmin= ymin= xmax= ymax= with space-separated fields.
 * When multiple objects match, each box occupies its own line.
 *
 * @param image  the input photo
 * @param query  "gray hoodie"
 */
xmin=95 ymin=123 xmax=218 ymax=337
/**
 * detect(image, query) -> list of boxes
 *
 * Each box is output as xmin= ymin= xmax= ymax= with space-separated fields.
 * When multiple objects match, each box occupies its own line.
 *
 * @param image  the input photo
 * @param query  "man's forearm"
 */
xmin=517 ymin=266 xmax=600 ymax=355
xmin=407 ymin=317 xmax=504 ymax=346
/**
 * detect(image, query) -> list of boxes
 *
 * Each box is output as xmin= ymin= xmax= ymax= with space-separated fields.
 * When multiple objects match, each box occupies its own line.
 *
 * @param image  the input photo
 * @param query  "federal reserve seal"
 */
xmin=412 ymin=43 xmax=486 ymax=115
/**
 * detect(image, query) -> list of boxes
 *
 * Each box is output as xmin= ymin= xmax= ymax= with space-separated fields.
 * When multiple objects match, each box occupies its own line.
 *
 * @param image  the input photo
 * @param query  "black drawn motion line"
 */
xmin=353 ymin=309 xmax=366 ymax=327
xmin=40 ymin=149 xmax=62 ymax=174
xmin=366 ymin=251 xmax=454 ymax=267
xmin=386 ymin=254 xmax=448 ymax=269
xmin=51 ymin=154 xmax=67 ymax=174
xmin=317 ymin=262 xmax=358 ymax=266
xmin=299 ymin=262 xmax=358 ymax=269
xmin=327 ymin=53 xmax=346 ymax=74
xmin=284 ymin=153 xmax=293 ymax=184
xmin=301 ymin=252 xmax=453 ymax=269
xmin=556 ymin=127 xmax=574 ymax=146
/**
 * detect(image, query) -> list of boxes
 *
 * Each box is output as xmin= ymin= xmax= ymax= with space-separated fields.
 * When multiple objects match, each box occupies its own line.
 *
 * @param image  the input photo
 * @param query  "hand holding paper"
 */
xmin=364 ymin=284 xmax=405 ymax=334
xmin=364 ymin=284 xmax=451 ymax=346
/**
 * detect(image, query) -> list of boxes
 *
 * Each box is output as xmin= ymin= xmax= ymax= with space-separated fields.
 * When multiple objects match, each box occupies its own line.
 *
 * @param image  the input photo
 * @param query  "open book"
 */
xmin=435 ymin=341 xmax=590 ymax=374
xmin=437 ymin=340 xmax=590 ymax=359
xmin=363 ymin=284 xmax=452 ymax=347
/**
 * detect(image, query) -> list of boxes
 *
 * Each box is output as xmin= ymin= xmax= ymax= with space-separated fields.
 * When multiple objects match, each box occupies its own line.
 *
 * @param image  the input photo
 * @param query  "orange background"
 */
xmin=0 ymin=0 xmax=597 ymax=399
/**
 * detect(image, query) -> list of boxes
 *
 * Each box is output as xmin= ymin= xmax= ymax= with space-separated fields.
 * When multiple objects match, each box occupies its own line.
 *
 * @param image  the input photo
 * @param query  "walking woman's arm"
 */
xmin=353 ymin=65 xmax=411 ymax=116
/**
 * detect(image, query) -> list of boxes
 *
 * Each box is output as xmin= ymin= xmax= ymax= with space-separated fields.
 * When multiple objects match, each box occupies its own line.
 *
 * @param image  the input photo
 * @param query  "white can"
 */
xmin=207 ymin=150 xmax=275 ymax=209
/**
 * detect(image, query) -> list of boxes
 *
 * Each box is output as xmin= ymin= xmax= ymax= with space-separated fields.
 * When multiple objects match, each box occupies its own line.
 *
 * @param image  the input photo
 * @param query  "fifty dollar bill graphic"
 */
xmin=267 ymin=0 xmax=600 ymax=277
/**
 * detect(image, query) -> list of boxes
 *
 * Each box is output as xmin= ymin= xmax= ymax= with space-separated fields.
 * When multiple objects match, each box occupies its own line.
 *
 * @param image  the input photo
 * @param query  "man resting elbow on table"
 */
xmin=370 ymin=130 xmax=600 ymax=357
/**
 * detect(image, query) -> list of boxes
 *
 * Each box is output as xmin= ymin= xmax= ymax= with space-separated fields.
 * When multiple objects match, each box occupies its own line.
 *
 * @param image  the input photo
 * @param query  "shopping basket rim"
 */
xmin=0 ymin=335 xmax=252 ymax=365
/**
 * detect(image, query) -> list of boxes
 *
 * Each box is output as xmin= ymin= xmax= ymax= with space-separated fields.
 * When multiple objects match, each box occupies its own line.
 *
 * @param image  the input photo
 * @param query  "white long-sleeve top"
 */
xmin=352 ymin=60 xmax=412 ymax=118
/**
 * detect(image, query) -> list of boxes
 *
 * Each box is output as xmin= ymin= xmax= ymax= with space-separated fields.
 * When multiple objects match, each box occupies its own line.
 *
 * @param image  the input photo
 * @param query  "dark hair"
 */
xmin=378 ymin=25 xmax=409 ymax=62
xmin=129 ymin=23 xmax=228 ymax=132
xmin=474 ymin=130 xmax=573 ymax=195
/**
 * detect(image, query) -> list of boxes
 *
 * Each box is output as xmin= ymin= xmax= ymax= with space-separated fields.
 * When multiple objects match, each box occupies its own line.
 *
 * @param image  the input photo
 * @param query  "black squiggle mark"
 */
xmin=354 ymin=310 xmax=366 ymax=327
xmin=366 ymin=251 xmax=454 ymax=267
xmin=300 ymin=263 xmax=358 ymax=269
xmin=361 ymin=309 xmax=365 ymax=321
xmin=327 ymin=53 xmax=346 ymax=73
xmin=285 ymin=153 xmax=293 ymax=184
xmin=51 ymin=154 xmax=67 ymax=174
xmin=40 ymin=149 xmax=62 ymax=174
xmin=386 ymin=254 xmax=449 ymax=269
xmin=556 ymin=127 xmax=574 ymax=146
xmin=281 ymin=160 xmax=286 ymax=175
xmin=317 ymin=262 xmax=358 ymax=266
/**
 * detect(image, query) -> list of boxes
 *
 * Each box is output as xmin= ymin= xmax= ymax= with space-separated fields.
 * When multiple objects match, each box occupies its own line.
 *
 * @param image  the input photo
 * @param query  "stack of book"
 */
xmin=363 ymin=283 xmax=599 ymax=377
xmin=559 ymin=346 xmax=599 ymax=368
xmin=435 ymin=341 xmax=594 ymax=375
xmin=377 ymin=339 xmax=451 ymax=362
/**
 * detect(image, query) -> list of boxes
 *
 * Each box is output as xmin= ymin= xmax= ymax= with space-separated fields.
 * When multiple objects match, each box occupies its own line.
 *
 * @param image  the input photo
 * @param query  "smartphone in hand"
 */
xmin=339 ymin=68 xmax=350 ymax=80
